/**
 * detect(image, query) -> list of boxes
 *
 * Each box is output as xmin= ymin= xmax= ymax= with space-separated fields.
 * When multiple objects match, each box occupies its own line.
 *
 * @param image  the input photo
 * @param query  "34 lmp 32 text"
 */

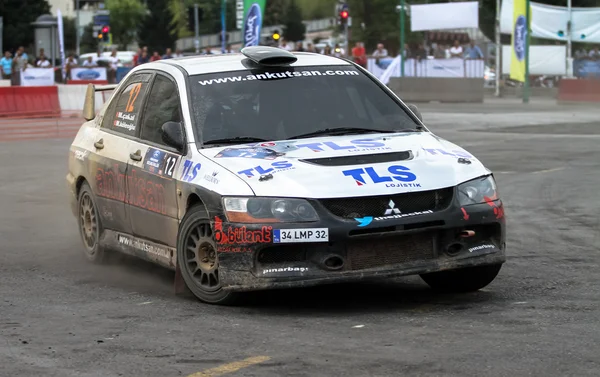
xmin=66 ymin=46 xmax=506 ymax=305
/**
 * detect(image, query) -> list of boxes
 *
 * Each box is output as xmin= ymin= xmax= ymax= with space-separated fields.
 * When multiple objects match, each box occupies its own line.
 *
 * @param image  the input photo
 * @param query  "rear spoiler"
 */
xmin=83 ymin=83 xmax=118 ymax=121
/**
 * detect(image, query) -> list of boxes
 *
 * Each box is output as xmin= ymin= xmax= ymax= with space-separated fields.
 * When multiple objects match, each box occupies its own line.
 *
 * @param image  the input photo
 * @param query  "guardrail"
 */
xmin=176 ymin=18 xmax=335 ymax=50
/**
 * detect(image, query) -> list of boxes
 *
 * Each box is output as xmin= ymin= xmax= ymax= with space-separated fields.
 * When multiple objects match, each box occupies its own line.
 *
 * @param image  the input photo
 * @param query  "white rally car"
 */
xmin=67 ymin=46 xmax=506 ymax=305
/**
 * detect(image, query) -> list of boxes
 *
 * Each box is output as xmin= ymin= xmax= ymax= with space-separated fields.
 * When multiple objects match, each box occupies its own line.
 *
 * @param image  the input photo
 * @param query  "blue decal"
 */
xmin=273 ymin=229 xmax=281 ymax=243
xmin=181 ymin=160 xmax=201 ymax=182
xmin=243 ymin=3 xmax=263 ymax=47
xmin=355 ymin=217 xmax=373 ymax=227
xmin=215 ymin=147 xmax=284 ymax=160
xmin=76 ymin=69 xmax=101 ymax=80
xmin=238 ymin=160 xmax=294 ymax=177
xmin=342 ymin=165 xmax=419 ymax=187
xmin=513 ymin=15 xmax=527 ymax=62
xmin=296 ymin=138 xmax=388 ymax=153
xmin=143 ymin=148 xmax=165 ymax=174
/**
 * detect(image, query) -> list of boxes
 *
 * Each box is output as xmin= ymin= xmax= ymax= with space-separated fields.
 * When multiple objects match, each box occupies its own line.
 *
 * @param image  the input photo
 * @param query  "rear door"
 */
xmin=90 ymin=72 xmax=152 ymax=233
xmin=125 ymin=73 xmax=185 ymax=247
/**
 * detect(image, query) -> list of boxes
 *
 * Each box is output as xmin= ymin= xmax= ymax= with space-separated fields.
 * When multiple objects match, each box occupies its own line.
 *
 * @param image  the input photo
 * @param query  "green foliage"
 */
xmin=106 ymin=0 xmax=147 ymax=49
xmin=168 ymin=0 xmax=238 ymax=39
xmin=264 ymin=0 xmax=288 ymax=26
xmin=138 ymin=0 xmax=178 ymax=53
xmin=296 ymin=0 xmax=336 ymax=19
xmin=80 ymin=22 xmax=99 ymax=54
xmin=283 ymin=0 xmax=306 ymax=41
xmin=0 ymin=0 xmax=51 ymax=51
xmin=62 ymin=17 xmax=77 ymax=54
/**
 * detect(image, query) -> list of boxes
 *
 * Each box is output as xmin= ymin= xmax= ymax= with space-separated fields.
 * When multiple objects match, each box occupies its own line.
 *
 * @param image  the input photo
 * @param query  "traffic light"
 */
xmin=272 ymin=30 xmax=281 ymax=42
xmin=101 ymin=25 xmax=110 ymax=42
xmin=338 ymin=3 xmax=349 ymax=25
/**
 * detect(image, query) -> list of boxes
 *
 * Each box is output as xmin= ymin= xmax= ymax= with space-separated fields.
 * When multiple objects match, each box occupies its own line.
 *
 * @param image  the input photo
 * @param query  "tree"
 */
xmin=264 ymin=0 xmax=288 ymax=26
xmin=282 ymin=0 xmax=306 ymax=42
xmin=297 ymin=0 xmax=336 ymax=20
xmin=0 ymin=0 xmax=50 ymax=52
xmin=168 ymin=0 xmax=237 ymax=40
xmin=62 ymin=17 xmax=77 ymax=54
xmin=106 ymin=0 xmax=147 ymax=49
xmin=80 ymin=22 xmax=99 ymax=54
xmin=138 ymin=0 xmax=178 ymax=53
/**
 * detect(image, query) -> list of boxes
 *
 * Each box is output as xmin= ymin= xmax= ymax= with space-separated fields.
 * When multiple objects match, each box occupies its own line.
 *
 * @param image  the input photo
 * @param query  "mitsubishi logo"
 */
xmin=384 ymin=200 xmax=401 ymax=215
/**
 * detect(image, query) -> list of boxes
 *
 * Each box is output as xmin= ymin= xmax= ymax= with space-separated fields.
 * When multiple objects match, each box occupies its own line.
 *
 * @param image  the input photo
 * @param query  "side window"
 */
xmin=140 ymin=75 xmax=182 ymax=147
xmin=101 ymin=74 xmax=151 ymax=137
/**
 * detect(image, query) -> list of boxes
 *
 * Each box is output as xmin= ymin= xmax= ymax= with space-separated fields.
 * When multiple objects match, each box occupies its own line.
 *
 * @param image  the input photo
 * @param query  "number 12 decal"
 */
xmin=164 ymin=156 xmax=177 ymax=178
xmin=126 ymin=83 xmax=142 ymax=112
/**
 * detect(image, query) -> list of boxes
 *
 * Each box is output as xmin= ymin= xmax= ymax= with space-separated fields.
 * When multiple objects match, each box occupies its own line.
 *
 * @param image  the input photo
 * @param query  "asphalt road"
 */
xmin=1 ymin=98 xmax=600 ymax=377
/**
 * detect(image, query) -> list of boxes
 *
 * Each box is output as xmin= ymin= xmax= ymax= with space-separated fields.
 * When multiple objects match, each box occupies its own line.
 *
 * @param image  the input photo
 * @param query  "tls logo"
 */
xmin=238 ymin=161 xmax=294 ymax=177
xmin=342 ymin=165 xmax=418 ymax=186
xmin=181 ymin=161 xmax=201 ymax=182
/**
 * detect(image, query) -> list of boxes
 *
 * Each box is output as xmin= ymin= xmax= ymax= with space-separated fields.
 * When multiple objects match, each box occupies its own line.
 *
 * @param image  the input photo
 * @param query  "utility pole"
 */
xmin=0 ymin=17 xmax=3 ymax=55
xmin=194 ymin=3 xmax=200 ymax=54
xmin=75 ymin=0 xmax=80 ymax=56
xmin=399 ymin=0 xmax=406 ymax=77
xmin=566 ymin=0 xmax=572 ymax=77
xmin=523 ymin=0 xmax=531 ymax=104
xmin=221 ymin=0 xmax=227 ymax=53
xmin=494 ymin=0 xmax=501 ymax=96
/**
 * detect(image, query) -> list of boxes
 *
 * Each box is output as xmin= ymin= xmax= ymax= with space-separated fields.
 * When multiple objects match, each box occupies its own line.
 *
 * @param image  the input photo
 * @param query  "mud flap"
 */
xmin=174 ymin=264 xmax=193 ymax=296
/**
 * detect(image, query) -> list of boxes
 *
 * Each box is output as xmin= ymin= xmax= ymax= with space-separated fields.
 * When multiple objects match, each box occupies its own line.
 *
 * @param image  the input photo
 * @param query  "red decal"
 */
xmin=461 ymin=207 xmax=470 ymax=220
xmin=484 ymin=196 xmax=504 ymax=219
xmin=214 ymin=218 xmax=272 ymax=244
xmin=260 ymin=142 xmax=276 ymax=147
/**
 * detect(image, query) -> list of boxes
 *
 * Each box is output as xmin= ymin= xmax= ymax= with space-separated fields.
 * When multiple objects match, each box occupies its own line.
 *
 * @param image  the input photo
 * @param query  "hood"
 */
xmin=199 ymin=132 xmax=490 ymax=198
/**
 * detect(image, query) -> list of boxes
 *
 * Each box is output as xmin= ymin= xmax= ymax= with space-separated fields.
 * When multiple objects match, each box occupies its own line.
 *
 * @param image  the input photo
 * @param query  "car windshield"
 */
xmin=188 ymin=65 xmax=421 ymax=145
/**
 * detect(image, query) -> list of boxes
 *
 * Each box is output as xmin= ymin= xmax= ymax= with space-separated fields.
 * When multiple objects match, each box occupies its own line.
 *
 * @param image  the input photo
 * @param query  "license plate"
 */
xmin=273 ymin=228 xmax=329 ymax=243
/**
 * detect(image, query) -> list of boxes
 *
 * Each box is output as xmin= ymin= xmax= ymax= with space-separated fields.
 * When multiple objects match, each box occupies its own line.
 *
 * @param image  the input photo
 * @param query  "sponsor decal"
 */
xmin=295 ymin=138 xmax=391 ymax=153
xmin=342 ymin=165 xmax=420 ymax=188
xmin=117 ymin=233 xmax=172 ymax=259
xmin=423 ymin=148 xmax=473 ymax=158
xmin=198 ymin=69 xmax=360 ymax=86
xmin=461 ymin=207 xmax=470 ymax=221
xmin=217 ymin=246 xmax=251 ymax=253
xmin=243 ymin=3 xmax=262 ymax=47
xmin=355 ymin=200 xmax=433 ymax=227
xmin=143 ymin=148 xmax=178 ymax=178
xmin=181 ymin=160 xmax=202 ymax=182
xmin=73 ymin=150 xmax=89 ymax=161
xmin=513 ymin=15 xmax=527 ymax=62
xmin=273 ymin=228 xmax=329 ymax=243
xmin=96 ymin=165 xmax=166 ymax=215
xmin=468 ymin=244 xmax=496 ymax=253
xmin=484 ymin=195 xmax=505 ymax=219
xmin=204 ymin=170 xmax=220 ymax=185
xmin=114 ymin=120 xmax=135 ymax=131
xmin=263 ymin=267 xmax=308 ymax=275
xmin=247 ymin=141 xmax=299 ymax=153
xmin=76 ymin=69 xmax=101 ymax=80
xmin=237 ymin=160 xmax=294 ymax=178
xmin=214 ymin=217 xmax=272 ymax=244
xmin=215 ymin=147 xmax=284 ymax=160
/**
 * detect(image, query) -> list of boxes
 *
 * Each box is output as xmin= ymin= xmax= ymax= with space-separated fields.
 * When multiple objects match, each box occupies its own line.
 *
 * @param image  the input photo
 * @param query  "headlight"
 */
xmin=457 ymin=175 xmax=499 ymax=206
xmin=223 ymin=197 xmax=319 ymax=223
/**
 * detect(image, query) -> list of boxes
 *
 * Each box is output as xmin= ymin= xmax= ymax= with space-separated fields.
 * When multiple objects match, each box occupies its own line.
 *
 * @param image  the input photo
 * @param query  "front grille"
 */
xmin=320 ymin=188 xmax=454 ymax=219
xmin=347 ymin=233 xmax=435 ymax=271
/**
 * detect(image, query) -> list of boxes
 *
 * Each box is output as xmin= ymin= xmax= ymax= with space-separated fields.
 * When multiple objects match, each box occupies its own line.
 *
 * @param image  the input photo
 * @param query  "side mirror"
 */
xmin=406 ymin=103 xmax=423 ymax=123
xmin=161 ymin=121 xmax=185 ymax=152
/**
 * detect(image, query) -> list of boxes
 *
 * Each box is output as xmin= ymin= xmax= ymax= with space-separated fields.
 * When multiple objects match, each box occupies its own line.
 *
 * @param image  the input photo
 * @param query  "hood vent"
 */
xmin=299 ymin=151 xmax=413 ymax=167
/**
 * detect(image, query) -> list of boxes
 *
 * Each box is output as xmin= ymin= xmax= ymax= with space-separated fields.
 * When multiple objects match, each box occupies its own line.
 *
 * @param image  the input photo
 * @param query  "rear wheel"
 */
xmin=420 ymin=264 xmax=502 ymax=293
xmin=77 ymin=182 xmax=107 ymax=264
xmin=177 ymin=205 xmax=241 ymax=305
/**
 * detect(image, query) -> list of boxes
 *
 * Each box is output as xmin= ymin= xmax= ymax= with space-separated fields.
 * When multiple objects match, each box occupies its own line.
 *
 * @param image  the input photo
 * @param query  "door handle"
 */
xmin=129 ymin=150 xmax=142 ymax=161
xmin=94 ymin=139 xmax=104 ymax=149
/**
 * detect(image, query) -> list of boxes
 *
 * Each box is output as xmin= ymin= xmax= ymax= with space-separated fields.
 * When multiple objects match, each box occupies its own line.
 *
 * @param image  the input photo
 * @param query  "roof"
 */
xmin=148 ymin=52 xmax=352 ymax=76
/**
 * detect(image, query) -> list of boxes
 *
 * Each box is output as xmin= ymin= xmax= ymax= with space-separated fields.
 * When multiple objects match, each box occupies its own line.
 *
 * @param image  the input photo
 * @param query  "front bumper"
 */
xmin=215 ymin=197 xmax=506 ymax=292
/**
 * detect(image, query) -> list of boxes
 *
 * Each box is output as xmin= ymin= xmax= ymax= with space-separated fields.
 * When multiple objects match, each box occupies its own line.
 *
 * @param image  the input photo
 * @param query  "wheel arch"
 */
xmin=75 ymin=175 xmax=88 ymax=197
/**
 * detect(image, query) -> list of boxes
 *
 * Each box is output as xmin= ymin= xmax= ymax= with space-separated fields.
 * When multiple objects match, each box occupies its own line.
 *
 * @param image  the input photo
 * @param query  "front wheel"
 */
xmin=420 ymin=264 xmax=502 ymax=293
xmin=177 ymin=205 xmax=241 ymax=305
xmin=77 ymin=182 xmax=107 ymax=264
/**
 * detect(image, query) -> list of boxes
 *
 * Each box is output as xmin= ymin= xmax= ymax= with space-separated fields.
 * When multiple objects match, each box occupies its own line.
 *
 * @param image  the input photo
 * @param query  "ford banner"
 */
xmin=71 ymin=67 xmax=108 ymax=81
xmin=242 ymin=0 xmax=266 ymax=47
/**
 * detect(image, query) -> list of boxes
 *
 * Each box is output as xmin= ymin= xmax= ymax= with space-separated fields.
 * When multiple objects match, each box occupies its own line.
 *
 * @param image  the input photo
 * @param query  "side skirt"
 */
xmin=100 ymin=229 xmax=177 ymax=270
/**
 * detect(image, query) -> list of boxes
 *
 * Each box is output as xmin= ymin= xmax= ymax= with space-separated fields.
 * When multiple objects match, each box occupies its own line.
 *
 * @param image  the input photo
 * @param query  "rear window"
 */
xmin=187 ymin=65 xmax=419 ymax=144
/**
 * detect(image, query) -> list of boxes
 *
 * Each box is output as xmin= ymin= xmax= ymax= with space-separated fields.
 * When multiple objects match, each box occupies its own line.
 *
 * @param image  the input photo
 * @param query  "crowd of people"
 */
xmin=0 ymin=47 xmax=58 ymax=86
xmin=575 ymin=46 xmax=600 ymax=60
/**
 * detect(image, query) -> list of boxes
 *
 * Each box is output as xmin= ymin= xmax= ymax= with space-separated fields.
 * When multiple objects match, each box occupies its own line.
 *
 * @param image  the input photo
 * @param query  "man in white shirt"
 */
xmin=36 ymin=55 xmax=51 ymax=67
xmin=82 ymin=56 xmax=96 ymax=67
xmin=372 ymin=43 xmax=388 ymax=58
xmin=449 ymin=40 xmax=464 ymax=58
xmin=108 ymin=50 xmax=119 ymax=84
xmin=280 ymin=38 xmax=294 ymax=51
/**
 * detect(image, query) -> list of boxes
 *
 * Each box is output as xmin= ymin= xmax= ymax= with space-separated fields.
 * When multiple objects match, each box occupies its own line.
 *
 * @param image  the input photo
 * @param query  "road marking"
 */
xmin=532 ymin=167 xmax=565 ymax=174
xmin=186 ymin=356 xmax=271 ymax=377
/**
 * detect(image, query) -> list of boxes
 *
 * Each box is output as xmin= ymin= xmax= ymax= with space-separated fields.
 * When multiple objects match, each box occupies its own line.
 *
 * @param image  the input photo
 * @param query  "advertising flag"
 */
xmin=57 ymin=9 xmax=66 ymax=79
xmin=242 ymin=0 xmax=266 ymax=47
xmin=510 ymin=0 xmax=528 ymax=82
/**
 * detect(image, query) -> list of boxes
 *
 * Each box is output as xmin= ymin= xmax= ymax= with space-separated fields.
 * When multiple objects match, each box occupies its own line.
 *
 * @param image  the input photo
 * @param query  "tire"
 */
xmin=77 ymin=182 xmax=107 ymax=264
xmin=177 ymin=205 xmax=241 ymax=305
xmin=420 ymin=264 xmax=502 ymax=293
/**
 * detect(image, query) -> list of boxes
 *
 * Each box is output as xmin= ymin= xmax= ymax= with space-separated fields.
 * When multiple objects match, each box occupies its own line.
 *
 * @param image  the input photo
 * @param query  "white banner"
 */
xmin=411 ymin=2 xmax=479 ymax=31
xmin=20 ymin=68 xmax=55 ymax=86
xmin=500 ymin=0 xmax=600 ymax=43
xmin=501 ymin=45 xmax=567 ymax=75
xmin=368 ymin=58 xmax=484 ymax=80
xmin=57 ymin=9 xmax=66 ymax=77
xmin=71 ymin=67 xmax=108 ymax=81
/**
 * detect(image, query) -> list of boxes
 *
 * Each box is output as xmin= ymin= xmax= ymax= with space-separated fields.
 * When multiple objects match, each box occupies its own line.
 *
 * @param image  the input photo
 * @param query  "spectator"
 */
xmin=280 ymin=38 xmax=294 ymax=51
xmin=575 ymin=48 xmax=587 ymax=59
xmin=1 ymin=51 xmax=12 ymax=80
xmin=589 ymin=46 xmax=600 ymax=60
xmin=203 ymin=47 xmax=214 ymax=55
xmin=306 ymin=43 xmax=316 ymax=53
xmin=17 ymin=46 xmax=29 ymax=63
xmin=36 ymin=55 xmax=51 ymax=68
xmin=449 ymin=40 xmax=463 ymax=58
xmin=402 ymin=43 xmax=411 ymax=59
xmin=224 ymin=45 xmax=234 ymax=54
xmin=333 ymin=43 xmax=344 ymax=57
xmin=11 ymin=50 xmax=27 ymax=86
xmin=372 ymin=43 xmax=388 ymax=58
xmin=65 ymin=55 xmax=77 ymax=81
xmin=138 ymin=51 xmax=150 ymax=65
xmin=173 ymin=48 xmax=185 ymax=58
xmin=107 ymin=50 xmax=119 ymax=84
xmin=35 ymin=48 xmax=45 ymax=65
xmin=151 ymin=51 xmax=161 ymax=62
xmin=162 ymin=48 xmax=174 ymax=59
xmin=295 ymin=42 xmax=305 ymax=52
xmin=82 ymin=56 xmax=96 ymax=67
xmin=351 ymin=42 xmax=367 ymax=68
xmin=322 ymin=45 xmax=332 ymax=55
xmin=465 ymin=41 xmax=484 ymax=59
xmin=433 ymin=43 xmax=446 ymax=59
xmin=133 ymin=48 xmax=142 ymax=65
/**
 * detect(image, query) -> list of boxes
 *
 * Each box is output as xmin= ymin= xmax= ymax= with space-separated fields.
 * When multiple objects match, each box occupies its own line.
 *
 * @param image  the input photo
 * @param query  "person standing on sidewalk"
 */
xmin=11 ymin=50 xmax=27 ymax=86
xmin=108 ymin=50 xmax=119 ymax=84
xmin=0 ymin=51 xmax=12 ymax=80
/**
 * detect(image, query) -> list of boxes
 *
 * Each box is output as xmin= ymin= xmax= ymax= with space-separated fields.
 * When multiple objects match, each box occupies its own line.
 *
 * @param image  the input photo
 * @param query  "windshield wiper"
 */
xmin=203 ymin=136 xmax=269 ymax=146
xmin=288 ymin=127 xmax=419 ymax=140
